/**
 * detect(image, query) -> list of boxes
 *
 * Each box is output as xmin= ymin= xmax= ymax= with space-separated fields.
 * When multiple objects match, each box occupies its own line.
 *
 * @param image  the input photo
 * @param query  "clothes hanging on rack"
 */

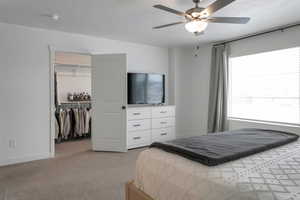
xmin=73 ymin=108 xmax=80 ymax=136
xmin=57 ymin=108 xmax=71 ymax=140
xmin=84 ymin=108 xmax=91 ymax=134
xmin=62 ymin=109 xmax=71 ymax=139
xmin=79 ymin=108 xmax=85 ymax=136
xmin=55 ymin=103 xmax=92 ymax=143
xmin=69 ymin=109 xmax=76 ymax=138
xmin=58 ymin=109 xmax=66 ymax=138
xmin=55 ymin=116 xmax=59 ymax=140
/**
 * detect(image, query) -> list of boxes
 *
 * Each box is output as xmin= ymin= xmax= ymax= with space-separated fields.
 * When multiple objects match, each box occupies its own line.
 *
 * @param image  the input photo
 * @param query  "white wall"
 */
xmin=170 ymin=45 xmax=212 ymax=138
xmin=230 ymin=26 xmax=300 ymax=58
xmin=0 ymin=22 xmax=169 ymax=166
xmin=168 ymin=49 xmax=176 ymax=106
xmin=171 ymin=26 xmax=300 ymax=138
xmin=56 ymin=67 xmax=91 ymax=103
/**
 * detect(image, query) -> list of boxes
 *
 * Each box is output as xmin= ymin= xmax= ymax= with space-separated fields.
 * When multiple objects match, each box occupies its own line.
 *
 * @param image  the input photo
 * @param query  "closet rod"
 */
xmin=57 ymin=102 xmax=92 ymax=109
xmin=213 ymin=22 xmax=300 ymax=47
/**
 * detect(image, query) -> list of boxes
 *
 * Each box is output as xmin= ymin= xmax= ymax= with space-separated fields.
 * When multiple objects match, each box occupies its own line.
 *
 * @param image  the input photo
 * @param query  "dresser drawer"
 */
xmin=152 ymin=117 xmax=175 ymax=129
xmin=128 ymin=119 xmax=151 ymax=131
xmin=152 ymin=127 xmax=175 ymax=142
xmin=152 ymin=106 xmax=175 ymax=118
xmin=127 ymin=107 xmax=151 ymax=120
xmin=127 ymin=130 xmax=151 ymax=149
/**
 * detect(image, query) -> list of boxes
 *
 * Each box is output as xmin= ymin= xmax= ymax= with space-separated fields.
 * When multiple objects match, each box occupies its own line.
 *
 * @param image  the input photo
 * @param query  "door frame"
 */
xmin=48 ymin=45 xmax=92 ymax=157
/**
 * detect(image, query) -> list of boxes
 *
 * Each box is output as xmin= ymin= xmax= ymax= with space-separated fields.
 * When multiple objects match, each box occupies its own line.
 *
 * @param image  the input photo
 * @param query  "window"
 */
xmin=228 ymin=47 xmax=300 ymax=124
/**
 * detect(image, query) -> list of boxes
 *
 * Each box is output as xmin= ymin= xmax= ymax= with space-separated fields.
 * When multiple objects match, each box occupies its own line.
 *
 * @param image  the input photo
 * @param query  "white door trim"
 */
xmin=48 ymin=45 xmax=93 ymax=157
xmin=48 ymin=45 xmax=55 ymax=157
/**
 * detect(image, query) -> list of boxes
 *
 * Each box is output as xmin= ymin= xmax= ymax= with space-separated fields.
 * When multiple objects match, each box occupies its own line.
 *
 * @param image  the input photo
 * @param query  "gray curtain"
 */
xmin=207 ymin=45 xmax=229 ymax=133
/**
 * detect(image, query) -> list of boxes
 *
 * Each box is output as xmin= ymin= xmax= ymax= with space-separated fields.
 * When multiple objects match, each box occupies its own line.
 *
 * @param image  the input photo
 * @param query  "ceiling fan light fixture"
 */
xmin=191 ymin=12 xmax=201 ymax=18
xmin=185 ymin=20 xmax=208 ymax=33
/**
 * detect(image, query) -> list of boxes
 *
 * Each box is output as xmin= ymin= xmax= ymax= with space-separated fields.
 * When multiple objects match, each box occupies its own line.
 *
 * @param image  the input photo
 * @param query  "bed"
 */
xmin=126 ymin=129 xmax=300 ymax=200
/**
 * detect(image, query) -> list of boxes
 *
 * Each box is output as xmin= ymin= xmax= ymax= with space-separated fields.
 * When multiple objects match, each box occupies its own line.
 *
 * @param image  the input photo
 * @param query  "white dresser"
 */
xmin=127 ymin=105 xmax=176 ymax=149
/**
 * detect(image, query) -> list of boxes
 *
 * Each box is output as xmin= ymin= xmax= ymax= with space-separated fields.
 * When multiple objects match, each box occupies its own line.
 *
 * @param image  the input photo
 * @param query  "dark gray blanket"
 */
xmin=150 ymin=129 xmax=299 ymax=166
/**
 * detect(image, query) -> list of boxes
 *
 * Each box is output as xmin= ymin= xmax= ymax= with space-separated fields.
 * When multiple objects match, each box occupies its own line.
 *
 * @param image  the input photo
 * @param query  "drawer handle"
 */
xmin=160 ymin=122 xmax=167 ymax=124
xmin=133 ymin=113 xmax=141 ymax=115
xmin=133 ymin=124 xmax=141 ymax=127
xmin=133 ymin=136 xmax=141 ymax=140
xmin=160 ymin=133 xmax=167 ymax=136
xmin=160 ymin=111 xmax=167 ymax=114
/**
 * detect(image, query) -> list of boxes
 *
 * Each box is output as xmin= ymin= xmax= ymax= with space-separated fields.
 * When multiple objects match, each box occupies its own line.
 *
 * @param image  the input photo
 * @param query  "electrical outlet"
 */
xmin=9 ymin=139 xmax=16 ymax=149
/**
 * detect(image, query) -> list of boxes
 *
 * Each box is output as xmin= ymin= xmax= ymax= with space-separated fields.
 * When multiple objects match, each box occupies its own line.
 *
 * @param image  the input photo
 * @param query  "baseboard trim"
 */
xmin=0 ymin=153 xmax=51 ymax=167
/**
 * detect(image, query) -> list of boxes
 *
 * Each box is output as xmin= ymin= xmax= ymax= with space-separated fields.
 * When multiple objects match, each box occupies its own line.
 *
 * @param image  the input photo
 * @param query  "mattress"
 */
xmin=150 ymin=129 xmax=299 ymax=166
xmin=134 ymin=140 xmax=300 ymax=200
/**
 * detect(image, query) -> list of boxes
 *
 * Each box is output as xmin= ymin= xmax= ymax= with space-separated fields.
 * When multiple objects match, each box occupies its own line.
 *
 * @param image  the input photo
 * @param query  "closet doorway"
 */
xmin=52 ymin=51 xmax=92 ymax=157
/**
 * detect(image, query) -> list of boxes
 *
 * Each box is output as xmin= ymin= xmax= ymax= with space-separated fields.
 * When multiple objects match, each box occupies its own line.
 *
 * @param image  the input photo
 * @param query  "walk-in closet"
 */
xmin=54 ymin=52 xmax=92 ymax=156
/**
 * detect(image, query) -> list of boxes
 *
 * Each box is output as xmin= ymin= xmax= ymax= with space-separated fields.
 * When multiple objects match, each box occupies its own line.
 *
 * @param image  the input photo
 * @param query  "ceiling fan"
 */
xmin=153 ymin=0 xmax=250 ymax=35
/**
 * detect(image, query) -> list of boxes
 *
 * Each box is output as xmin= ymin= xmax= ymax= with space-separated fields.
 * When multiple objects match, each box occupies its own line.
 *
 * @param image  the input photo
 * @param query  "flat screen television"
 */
xmin=128 ymin=73 xmax=165 ymax=104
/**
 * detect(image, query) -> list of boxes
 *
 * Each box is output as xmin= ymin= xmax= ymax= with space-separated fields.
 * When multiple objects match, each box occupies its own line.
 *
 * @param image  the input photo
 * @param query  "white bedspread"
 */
xmin=134 ymin=141 xmax=300 ymax=200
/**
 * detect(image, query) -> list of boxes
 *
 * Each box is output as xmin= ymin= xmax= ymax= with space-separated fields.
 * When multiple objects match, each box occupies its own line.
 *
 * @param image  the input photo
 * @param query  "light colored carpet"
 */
xmin=0 ymin=140 xmax=145 ymax=200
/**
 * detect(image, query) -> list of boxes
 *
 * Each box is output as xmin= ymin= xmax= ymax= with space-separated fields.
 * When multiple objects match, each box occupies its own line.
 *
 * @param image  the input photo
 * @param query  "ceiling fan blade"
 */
xmin=206 ymin=17 xmax=250 ymax=24
xmin=201 ymin=0 xmax=236 ymax=16
xmin=153 ymin=22 xmax=185 ymax=29
xmin=153 ymin=5 xmax=186 ymax=16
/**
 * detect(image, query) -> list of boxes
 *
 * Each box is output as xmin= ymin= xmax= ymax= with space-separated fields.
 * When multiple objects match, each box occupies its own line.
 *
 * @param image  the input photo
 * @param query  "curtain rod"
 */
xmin=213 ymin=22 xmax=300 ymax=47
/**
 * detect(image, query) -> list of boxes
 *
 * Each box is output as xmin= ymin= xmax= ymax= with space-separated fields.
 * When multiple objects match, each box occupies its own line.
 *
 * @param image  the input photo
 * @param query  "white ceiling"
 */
xmin=0 ymin=0 xmax=300 ymax=47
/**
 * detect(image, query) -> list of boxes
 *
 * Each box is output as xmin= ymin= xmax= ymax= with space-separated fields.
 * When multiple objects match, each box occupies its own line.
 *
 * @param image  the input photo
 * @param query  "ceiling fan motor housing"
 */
xmin=186 ymin=7 xmax=205 ymax=20
xmin=193 ymin=0 xmax=200 ymax=5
